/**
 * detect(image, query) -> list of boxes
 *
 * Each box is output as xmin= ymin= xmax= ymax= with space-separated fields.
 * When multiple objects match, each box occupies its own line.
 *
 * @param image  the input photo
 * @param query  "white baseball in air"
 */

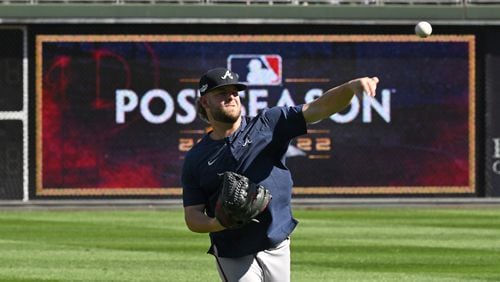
xmin=415 ymin=21 xmax=432 ymax=38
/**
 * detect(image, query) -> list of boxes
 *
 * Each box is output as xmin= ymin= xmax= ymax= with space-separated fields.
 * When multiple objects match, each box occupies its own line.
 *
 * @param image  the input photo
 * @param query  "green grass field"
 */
xmin=0 ymin=207 xmax=499 ymax=281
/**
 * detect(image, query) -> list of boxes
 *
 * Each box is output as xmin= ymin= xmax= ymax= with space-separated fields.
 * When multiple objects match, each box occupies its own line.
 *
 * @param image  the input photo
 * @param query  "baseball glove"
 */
xmin=215 ymin=171 xmax=272 ymax=229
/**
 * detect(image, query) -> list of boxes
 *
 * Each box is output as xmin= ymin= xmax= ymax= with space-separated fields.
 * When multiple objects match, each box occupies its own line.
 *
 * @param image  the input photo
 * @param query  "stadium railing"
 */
xmin=1 ymin=0 xmax=500 ymax=5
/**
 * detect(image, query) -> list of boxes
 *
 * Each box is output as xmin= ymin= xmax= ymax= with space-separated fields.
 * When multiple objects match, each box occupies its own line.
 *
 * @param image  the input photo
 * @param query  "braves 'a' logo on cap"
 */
xmin=228 ymin=54 xmax=282 ymax=86
xmin=221 ymin=70 xmax=234 ymax=80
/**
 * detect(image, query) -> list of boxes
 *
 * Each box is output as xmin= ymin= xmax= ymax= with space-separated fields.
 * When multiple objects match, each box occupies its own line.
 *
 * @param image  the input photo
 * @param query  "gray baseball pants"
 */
xmin=213 ymin=238 xmax=290 ymax=282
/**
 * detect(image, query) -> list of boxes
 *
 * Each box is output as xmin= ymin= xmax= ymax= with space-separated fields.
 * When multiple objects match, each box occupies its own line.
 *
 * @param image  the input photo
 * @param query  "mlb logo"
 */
xmin=227 ymin=54 xmax=282 ymax=86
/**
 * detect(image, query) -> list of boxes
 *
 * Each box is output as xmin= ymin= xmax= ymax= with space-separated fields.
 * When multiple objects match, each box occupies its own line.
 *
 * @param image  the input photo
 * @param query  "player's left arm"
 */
xmin=302 ymin=77 xmax=379 ymax=124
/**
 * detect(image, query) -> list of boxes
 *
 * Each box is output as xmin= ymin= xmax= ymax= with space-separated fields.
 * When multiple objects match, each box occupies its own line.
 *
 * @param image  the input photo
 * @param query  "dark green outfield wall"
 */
xmin=1 ymin=3 xmax=499 ymax=199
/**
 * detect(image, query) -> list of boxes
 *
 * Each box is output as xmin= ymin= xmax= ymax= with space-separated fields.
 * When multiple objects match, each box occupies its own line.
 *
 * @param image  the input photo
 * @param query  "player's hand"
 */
xmin=349 ymin=77 xmax=379 ymax=98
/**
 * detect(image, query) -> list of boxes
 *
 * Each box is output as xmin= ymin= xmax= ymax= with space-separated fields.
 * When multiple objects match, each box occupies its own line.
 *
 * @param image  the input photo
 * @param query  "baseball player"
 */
xmin=182 ymin=67 xmax=378 ymax=281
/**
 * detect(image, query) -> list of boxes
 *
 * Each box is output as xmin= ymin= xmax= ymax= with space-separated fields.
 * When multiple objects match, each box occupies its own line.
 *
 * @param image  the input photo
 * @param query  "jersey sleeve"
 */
xmin=264 ymin=105 xmax=308 ymax=141
xmin=181 ymin=156 xmax=206 ymax=207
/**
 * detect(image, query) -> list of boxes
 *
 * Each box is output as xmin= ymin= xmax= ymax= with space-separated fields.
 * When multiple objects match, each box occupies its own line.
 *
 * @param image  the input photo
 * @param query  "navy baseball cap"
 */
xmin=198 ymin=67 xmax=247 ymax=96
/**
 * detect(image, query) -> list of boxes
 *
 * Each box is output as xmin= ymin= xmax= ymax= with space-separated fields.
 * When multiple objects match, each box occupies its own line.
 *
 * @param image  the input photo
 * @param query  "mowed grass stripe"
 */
xmin=0 ymin=210 xmax=215 ymax=282
xmin=292 ymin=208 xmax=500 ymax=282
xmin=0 ymin=208 xmax=499 ymax=281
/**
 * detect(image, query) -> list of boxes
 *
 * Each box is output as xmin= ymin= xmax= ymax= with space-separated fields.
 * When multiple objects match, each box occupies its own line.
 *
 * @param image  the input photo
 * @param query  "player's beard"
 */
xmin=211 ymin=105 xmax=241 ymax=123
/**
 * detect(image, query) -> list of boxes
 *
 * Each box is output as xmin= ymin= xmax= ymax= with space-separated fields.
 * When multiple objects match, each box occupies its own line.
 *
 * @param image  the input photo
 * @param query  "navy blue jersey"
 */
xmin=181 ymin=105 xmax=307 ymax=258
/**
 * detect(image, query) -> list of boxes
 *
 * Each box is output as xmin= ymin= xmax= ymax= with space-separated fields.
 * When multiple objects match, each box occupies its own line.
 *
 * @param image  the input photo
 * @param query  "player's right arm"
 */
xmin=184 ymin=204 xmax=225 ymax=233
xmin=302 ymin=77 xmax=379 ymax=124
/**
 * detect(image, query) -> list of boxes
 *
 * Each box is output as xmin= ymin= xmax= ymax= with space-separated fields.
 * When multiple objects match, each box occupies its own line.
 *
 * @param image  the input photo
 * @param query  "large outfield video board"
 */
xmin=36 ymin=34 xmax=475 ymax=196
